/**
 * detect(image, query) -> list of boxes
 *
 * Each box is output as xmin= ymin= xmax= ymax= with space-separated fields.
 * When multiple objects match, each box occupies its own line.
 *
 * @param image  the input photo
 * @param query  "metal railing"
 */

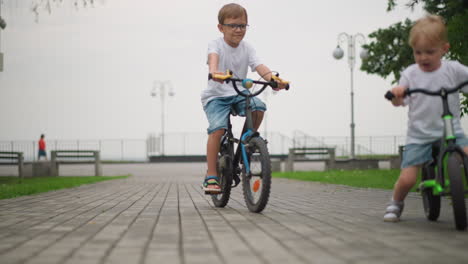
xmin=0 ymin=132 xmax=405 ymax=162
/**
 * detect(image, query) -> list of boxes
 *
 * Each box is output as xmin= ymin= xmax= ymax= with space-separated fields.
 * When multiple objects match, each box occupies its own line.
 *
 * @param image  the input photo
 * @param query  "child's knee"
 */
xmin=252 ymin=111 xmax=264 ymax=118
xmin=398 ymin=167 xmax=419 ymax=186
xmin=397 ymin=176 xmax=417 ymax=187
xmin=209 ymin=129 xmax=225 ymax=138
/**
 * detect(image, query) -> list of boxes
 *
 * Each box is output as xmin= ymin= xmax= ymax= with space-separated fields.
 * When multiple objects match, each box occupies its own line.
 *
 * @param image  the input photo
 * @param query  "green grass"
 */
xmin=273 ymin=169 xmax=419 ymax=191
xmin=0 ymin=175 xmax=130 ymax=200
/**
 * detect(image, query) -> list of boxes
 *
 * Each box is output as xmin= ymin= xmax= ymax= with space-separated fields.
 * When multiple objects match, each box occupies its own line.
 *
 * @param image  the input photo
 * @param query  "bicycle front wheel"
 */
xmin=448 ymin=153 xmax=467 ymax=231
xmin=241 ymin=137 xmax=271 ymax=213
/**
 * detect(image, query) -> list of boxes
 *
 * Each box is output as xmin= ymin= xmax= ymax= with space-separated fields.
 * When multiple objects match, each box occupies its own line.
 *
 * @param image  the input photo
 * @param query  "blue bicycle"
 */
xmin=208 ymin=71 xmax=289 ymax=213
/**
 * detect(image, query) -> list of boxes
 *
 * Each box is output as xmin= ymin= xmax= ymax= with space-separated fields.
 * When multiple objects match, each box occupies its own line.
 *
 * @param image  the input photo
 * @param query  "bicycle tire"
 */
xmin=211 ymin=144 xmax=233 ymax=207
xmin=421 ymin=164 xmax=441 ymax=221
xmin=241 ymin=137 xmax=271 ymax=213
xmin=448 ymin=153 xmax=467 ymax=231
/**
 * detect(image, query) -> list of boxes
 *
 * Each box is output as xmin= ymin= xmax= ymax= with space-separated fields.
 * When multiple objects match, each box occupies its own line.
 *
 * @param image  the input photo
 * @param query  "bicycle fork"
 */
xmin=420 ymin=147 xmax=468 ymax=196
xmin=240 ymin=129 xmax=254 ymax=175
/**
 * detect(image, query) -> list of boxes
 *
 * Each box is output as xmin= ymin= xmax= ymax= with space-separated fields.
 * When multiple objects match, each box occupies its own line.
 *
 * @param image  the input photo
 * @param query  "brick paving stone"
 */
xmin=0 ymin=162 xmax=467 ymax=264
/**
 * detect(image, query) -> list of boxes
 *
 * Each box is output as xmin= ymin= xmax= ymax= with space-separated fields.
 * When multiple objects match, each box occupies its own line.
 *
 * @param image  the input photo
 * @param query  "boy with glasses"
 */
xmin=201 ymin=3 xmax=287 ymax=194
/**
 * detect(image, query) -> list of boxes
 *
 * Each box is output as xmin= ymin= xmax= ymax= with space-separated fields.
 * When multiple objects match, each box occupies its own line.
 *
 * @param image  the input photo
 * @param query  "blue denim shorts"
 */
xmin=203 ymin=92 xmax=266 ymax=134
xmin=401 ymin=134 xmax=468 ymax=168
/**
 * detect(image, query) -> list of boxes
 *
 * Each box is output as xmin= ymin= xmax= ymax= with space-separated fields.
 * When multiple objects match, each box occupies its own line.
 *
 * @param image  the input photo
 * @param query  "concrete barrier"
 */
xmin=271 ymin=159 xmax=282 ymax=172
xmin=23 ymin=161 xmax=58 ymax=177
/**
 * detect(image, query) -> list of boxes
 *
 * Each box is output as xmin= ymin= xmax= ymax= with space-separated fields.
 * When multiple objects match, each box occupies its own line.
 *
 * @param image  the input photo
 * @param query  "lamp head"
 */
xmin=333 ymin=46 xmax=344 ymax=60
xmin=359 ymin=48 xmax=369 ymax=60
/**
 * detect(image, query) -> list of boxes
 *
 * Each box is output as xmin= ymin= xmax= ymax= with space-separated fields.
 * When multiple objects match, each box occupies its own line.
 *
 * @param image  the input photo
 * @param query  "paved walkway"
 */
xmin=0 ymin=163 xmax=467 ymax=264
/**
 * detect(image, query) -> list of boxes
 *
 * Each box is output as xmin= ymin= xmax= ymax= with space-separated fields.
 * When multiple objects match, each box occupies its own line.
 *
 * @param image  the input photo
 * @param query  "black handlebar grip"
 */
xmin=384 ymin=91 xmax=395 ymax=101
xmin=285 ymin=84 xmax=290 ymax=90
xmin=270 ymin=81 xmax=278 ymax=89
xmin=208 ymin=73 xmax=213 ymax=80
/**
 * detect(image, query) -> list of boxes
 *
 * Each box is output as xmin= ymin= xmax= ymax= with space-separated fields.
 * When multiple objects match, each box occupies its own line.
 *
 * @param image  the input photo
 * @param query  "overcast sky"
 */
xmin=0 ymin=0 xmax=435 ymax=141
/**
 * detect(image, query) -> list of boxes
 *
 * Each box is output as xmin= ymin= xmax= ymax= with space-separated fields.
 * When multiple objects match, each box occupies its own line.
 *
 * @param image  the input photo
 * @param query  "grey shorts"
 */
xmin=401 ymin=134 xmax=468 ymax=168
xmin=203 ymin=92 xmax=266 ymax=134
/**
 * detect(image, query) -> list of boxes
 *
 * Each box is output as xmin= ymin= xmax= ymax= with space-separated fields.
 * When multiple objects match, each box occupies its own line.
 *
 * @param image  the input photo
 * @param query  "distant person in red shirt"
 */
xmin=38 ymin=134 xmax=47 ymax=160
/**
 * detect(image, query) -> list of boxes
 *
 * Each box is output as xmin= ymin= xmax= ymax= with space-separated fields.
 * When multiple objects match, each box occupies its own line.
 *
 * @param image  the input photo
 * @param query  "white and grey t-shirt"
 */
xmin=401 ymin=60 xmax=468 ymax=144
xmin=201 ymin=38 xmax=262 ymax=106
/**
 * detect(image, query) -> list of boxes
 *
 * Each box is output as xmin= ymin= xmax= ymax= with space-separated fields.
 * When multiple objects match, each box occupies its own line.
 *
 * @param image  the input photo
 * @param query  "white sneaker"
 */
xmin=383 ymin=200 xmax=404 ymax=222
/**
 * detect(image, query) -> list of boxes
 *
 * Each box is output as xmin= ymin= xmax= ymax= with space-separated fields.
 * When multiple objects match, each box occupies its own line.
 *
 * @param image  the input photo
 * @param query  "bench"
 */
xmin=0 ymin=151 xmax=24 ymax=179
xmin=51 ymin=150 xmax=102 ymax=176
xmin=285 ymin=147 xmax=336 ymax=172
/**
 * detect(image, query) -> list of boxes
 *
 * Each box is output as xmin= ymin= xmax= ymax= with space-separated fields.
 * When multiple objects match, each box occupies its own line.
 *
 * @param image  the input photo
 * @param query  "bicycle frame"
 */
xmin=227 ymin=88 xmax=262 ymax=178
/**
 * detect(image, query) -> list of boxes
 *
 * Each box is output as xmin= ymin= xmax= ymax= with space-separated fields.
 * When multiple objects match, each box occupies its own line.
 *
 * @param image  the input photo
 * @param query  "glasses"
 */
xmin=222 ymin=23 xmax=249 ymax=30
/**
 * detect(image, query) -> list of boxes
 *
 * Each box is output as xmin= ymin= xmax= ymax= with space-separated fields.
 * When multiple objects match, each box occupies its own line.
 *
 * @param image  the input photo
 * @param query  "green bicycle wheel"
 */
xmin=241 ymin=137 xmax=271 ymax=213
xmin=448 ymin=153 xmax=467 ymax=231
xmin=421 ymin=165 xmax=441 ymax=221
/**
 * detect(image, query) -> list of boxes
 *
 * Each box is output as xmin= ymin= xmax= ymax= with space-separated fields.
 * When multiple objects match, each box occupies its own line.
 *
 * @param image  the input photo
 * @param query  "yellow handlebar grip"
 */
xmin=211 ymin=70 xmax=233 ymax=80
xmin=271 ymin=75 xmax=289 ymax=84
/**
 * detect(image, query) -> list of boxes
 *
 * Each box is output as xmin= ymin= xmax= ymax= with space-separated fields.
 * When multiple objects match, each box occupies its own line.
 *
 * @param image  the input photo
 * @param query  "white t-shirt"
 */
xmin=400 ymin=60 xmax=468 ymax=144
xmin=201 ymin=38 xmax=263 ymax=106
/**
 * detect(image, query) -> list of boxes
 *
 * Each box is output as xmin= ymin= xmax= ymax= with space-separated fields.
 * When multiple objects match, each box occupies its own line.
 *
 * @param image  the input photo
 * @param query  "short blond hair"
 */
xmin=218 ymin=3 xmax=248 ymax=24
xmin=409 ymin=15 xmax=448 ymax=47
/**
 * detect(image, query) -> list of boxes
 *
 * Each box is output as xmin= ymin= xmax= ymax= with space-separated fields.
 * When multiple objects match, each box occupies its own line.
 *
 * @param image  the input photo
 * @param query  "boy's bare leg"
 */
xmin=206 ymin=129 xmax=225 ymax=176
xmin=384 ymin=165 xmax=419 ymax=222
xmin=392 ymin=166 xmax=419 ymax=202
xmin=252 ymin=111 xmax=264 ymax=131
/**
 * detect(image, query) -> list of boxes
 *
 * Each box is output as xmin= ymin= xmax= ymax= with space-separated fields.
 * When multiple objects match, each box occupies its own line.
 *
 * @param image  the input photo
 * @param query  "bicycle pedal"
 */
xmin=205 ymin=190 xmax=222 ymax=195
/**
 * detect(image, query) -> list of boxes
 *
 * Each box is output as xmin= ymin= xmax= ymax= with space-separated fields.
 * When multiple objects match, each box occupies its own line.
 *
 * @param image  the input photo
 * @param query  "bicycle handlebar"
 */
xmin=208 ymin=70 xmax=290 ymax=97
xmin=384 ymin=80 xmax=468 ymax=101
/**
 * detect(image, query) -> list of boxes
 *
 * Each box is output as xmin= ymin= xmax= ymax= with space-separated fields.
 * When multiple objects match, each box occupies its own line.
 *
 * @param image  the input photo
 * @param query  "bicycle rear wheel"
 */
xmin=241 ymin=137 xmax=271 ymax=213
xmin=421 ymin=164 xmax=441 ymax=221
xmin=448 ymin=153 xmax=467 ymax=231
xmin=211 ymin=145 xmax=233 ymax=207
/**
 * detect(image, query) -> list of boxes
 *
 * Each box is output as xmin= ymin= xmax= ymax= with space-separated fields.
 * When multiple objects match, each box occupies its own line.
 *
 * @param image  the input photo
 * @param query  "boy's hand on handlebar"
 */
xmin=209 ymin=71 xmax=228 ymax=83
xmin=385 ymin=85 xmax=407 ymax=106
xmin=271 ymin=75 xmax=290 ymax=91
xmin=391 ymin=85 xmax=407 ymax=98
xmin=273 ymin=81 xmax=288 ymax=91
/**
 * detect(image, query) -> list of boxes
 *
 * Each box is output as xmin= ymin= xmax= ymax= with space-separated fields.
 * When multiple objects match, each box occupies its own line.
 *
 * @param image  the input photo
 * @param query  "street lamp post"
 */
xmin=333 ymin=32 xmax=368 ymax=159
xmin=0 ymin=1 xmax=6 ymax=72
xmin=151 ymin=81 xmax=175 ymax=156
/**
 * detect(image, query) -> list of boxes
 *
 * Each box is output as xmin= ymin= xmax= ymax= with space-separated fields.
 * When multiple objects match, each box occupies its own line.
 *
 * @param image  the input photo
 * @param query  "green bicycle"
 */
xmin=386 ymin=80 xmax=468 ymax=230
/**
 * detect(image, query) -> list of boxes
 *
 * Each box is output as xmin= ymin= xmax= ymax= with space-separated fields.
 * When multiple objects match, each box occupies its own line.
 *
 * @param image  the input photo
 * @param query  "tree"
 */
xmin=361 ymin=0 xmax=468 ymax=113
